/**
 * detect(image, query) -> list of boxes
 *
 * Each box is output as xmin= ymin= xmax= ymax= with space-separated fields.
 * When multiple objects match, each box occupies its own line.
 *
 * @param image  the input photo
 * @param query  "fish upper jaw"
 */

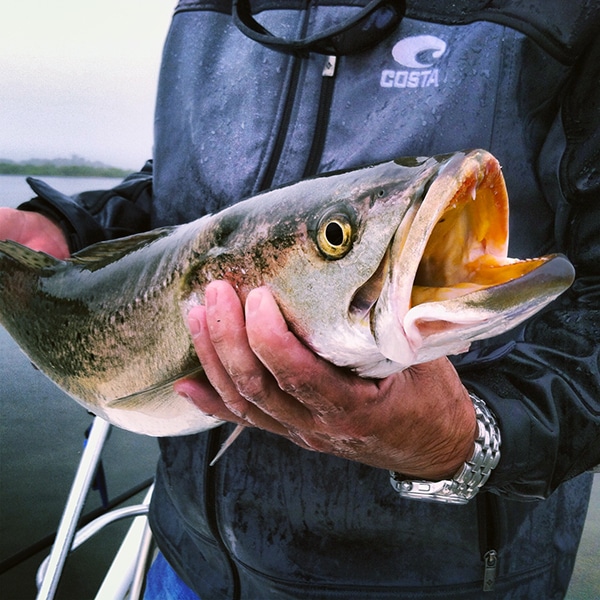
xmin=370 ymin=149 xmax=574 ymax=370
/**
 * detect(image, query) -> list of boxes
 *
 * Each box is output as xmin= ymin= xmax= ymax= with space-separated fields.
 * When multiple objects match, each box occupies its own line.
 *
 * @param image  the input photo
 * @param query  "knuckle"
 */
xmin=287 ymin=429 xmax=319 ymax=452
xmin=222 ymin=396 xmax=249 ymax=420
xmin=275 ymin=367 xmax=314 ymax=397
xmin=234 ymin=370 xmax=269 ymax=403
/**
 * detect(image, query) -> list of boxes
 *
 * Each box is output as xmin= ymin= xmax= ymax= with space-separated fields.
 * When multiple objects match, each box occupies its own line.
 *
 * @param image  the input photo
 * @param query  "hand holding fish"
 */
xmin=0 ymin=207 xmax=70 ymax=259
xmin=175 ymin=281 xmax=477 ymax=480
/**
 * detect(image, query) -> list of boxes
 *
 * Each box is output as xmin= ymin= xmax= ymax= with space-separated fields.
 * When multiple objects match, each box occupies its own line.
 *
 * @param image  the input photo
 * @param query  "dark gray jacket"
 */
xmin=21 ymin=0 xmax=600 ymax=597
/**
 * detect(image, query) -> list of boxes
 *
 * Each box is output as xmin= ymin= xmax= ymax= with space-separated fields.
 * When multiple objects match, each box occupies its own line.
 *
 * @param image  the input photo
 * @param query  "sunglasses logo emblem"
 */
xmin=381 ymin=35 xmax=447 ymax=89
xmin=392 ymin=35 xmax=447 ymax=69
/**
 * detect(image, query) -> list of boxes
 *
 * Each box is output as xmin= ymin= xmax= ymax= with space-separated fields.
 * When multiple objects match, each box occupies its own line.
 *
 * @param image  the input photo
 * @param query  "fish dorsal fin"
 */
xmin=0 ymin=228 xmax=175 ymax=276
xmin=69 ymin=228 xmax=174 ymax=271
xmin=0 ymin=240 xmax=64 ymax=273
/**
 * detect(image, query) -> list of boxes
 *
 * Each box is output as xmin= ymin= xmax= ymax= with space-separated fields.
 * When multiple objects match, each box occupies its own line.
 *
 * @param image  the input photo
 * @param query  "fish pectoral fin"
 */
xmin=106 ymin=367 xmax=204 ymax=413
xmin=101 ymin=368 xmax=223 ymax=437
xmin=106 ymin=382 xmax=174 ymax=412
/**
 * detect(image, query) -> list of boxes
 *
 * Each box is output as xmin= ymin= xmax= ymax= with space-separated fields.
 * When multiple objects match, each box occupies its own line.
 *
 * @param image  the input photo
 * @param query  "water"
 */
xmin=0 ymin=174 xmax=124 ymax=208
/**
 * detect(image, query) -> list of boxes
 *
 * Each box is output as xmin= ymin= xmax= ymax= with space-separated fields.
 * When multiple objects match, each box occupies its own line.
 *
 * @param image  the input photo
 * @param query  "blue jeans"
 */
xmin=143 ymin=552 xmax=200 ymax=600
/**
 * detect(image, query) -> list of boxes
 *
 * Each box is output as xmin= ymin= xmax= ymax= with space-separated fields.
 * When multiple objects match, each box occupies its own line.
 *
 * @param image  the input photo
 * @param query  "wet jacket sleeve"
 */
xmin=457 ymin=36 xmax=600 ymax=500
xmin=18 ymin=160 xmax=153 ymax=253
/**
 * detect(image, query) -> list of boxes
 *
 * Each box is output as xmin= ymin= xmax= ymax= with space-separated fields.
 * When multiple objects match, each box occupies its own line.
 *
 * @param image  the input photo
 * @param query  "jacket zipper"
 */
xmin=260 ymin=54 xmax=303 ymax=191
xmin=483 ymin=549 xmax=499 ymax=591
xmin=477 ymin=492 xmax=500 ymax=592
xmin=259 ymin=4 xmax=312 ymax=192
xmin=206 ymin=426 xmax=242 ymax=599
xmin=303 ymin=55 xmax=338 ymax=177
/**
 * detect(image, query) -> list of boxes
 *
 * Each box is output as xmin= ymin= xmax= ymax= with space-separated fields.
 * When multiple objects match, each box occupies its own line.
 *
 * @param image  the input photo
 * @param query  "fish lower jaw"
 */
xmin=349 ymin=325 xmax=462 ymax=377
xmin=371 ymin=308 xmax=421 ymax=371
xmin=372 ymin=300 xmax=476 ymax=370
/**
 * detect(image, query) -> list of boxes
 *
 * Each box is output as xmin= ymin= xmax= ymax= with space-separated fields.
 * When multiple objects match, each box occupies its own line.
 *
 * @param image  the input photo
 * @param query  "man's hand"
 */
xmin=0 ymin=207 xmax=70 ymax=259
xmin=175 ymin=280 xmax=476 ymax=480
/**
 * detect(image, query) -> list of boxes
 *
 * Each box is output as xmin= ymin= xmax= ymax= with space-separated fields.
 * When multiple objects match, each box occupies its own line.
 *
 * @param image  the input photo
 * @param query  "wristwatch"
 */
xmin=390 ymin=393 xmax=501 ymax=504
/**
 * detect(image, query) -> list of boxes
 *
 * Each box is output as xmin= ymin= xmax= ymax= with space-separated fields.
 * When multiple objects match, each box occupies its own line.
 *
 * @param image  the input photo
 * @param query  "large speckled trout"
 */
xmin=0 ymin=150 xmax=574 ymax=436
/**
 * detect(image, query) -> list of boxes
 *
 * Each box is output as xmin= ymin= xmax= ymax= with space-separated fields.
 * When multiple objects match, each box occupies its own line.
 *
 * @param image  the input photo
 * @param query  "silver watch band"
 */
xmin=390 ymin=393 xmax=501 ymax=504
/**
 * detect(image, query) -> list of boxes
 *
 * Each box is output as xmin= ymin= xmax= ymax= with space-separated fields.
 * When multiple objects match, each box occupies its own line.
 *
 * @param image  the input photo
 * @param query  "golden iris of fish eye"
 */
xmin=316 ymin=213 xmax=354 ymax=259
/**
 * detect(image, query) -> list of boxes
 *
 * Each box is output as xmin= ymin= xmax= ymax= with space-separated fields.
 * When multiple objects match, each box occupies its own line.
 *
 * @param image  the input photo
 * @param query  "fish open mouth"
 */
xmin=359 ymin=149 xmax=575 ymax=366
xmin=351 ymin=151 xmax=533 ymax=319
xmin=410 ymin=151 xmax=548 ymax=307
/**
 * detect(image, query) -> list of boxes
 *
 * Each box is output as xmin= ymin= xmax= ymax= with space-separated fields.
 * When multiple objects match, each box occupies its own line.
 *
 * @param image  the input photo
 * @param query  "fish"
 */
xmin=0 ymin=149 xmax=575 ymax=437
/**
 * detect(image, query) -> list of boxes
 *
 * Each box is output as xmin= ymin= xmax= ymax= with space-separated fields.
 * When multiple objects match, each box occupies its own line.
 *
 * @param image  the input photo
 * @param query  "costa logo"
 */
xmin=381 ymin=35 xmax=447 ymax=89
xmin=392 ymin=35 xmax=447 ymax=68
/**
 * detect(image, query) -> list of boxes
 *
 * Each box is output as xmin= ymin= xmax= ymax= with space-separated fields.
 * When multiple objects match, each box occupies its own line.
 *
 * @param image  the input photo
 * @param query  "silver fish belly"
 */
xmin=0 ymin=150 xmax=575 ymax=436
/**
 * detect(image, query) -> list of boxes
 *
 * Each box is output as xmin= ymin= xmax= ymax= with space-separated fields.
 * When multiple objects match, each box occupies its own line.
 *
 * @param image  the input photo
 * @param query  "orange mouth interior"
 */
xmin=411 ymin=164 xmax=547 ymax=306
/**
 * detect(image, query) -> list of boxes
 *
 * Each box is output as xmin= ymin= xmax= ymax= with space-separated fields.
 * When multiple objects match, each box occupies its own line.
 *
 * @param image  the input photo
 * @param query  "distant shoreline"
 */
xmin=0 ymin=162 xmax=131 ymax=179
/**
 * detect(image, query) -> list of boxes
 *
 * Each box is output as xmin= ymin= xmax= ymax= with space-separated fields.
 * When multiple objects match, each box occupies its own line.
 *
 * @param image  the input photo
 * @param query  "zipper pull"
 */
xmin=322 ymin=55 xmax=337 ymax=77
xmin=303 ymin=56 xmax=337 ymax=178
xmin=483 ymin=549 xmax=498 ymax=592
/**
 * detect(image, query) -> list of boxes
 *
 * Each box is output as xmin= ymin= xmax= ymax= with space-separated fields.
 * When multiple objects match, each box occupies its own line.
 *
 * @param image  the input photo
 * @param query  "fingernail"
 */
xmin=205 ymin=283 xmax=218 ymax=308
xmin=187 ymin=306 xmax=205 ymax=338
xmin=245 ymin=288 xmax=263 ymax=315
xmin=189 ymin=314 xmax=202 ymax=337
xmin=173 ymin=379 xmax=190 ymax=398
xmin=176 ymin=389 xmax=192 ymax=401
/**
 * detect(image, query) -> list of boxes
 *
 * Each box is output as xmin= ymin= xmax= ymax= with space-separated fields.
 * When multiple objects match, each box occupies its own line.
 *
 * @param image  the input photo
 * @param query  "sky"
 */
xmin=0 ymin=1 xmax=176 ymax=170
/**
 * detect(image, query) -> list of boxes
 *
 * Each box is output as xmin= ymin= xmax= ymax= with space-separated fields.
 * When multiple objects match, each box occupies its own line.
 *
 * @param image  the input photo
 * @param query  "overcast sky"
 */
xmin=1 ymin=1 xmax=175 ymax=170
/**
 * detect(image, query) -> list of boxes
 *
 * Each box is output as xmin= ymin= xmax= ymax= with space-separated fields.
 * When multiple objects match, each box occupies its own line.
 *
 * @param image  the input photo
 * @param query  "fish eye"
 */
xmin=316 ymin=211 xmax=354 ymax=259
